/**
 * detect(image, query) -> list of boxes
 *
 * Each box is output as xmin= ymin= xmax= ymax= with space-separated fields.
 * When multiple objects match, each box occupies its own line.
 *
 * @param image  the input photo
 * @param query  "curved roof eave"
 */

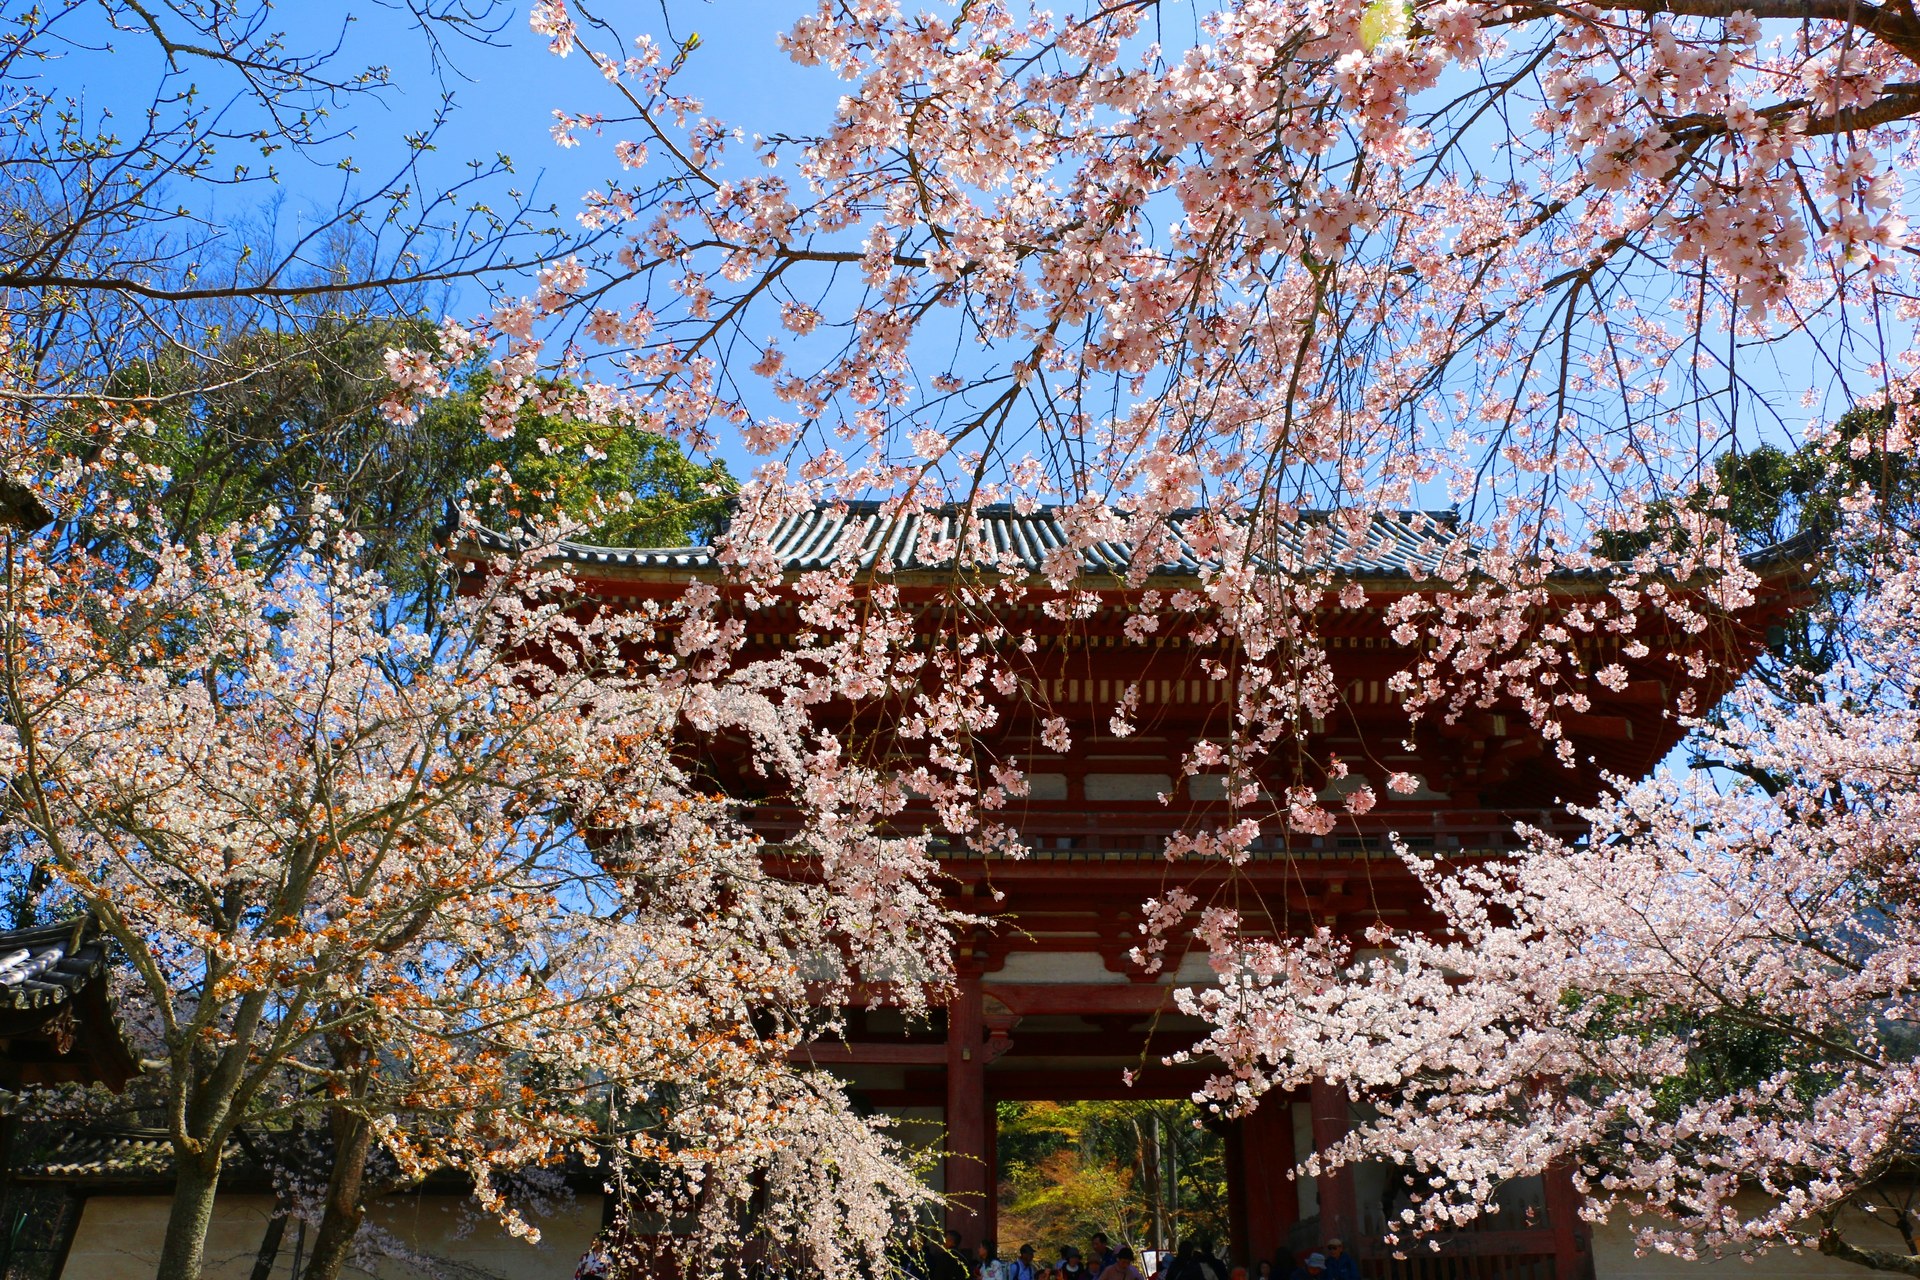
xmin=451 ymin=509 xmax=1818 ymax=595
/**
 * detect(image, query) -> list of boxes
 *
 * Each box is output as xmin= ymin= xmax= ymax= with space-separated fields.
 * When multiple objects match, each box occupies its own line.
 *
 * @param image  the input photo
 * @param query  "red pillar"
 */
xmin=1239 ymin=1098 xmax=1297 ymax=1268
xmin=1543 ymin=1164 xmax=1593 ymax=1280
xmin=945 ymin=974 xmax=989 ymax=1243
xmin=1309 ymin=1080 xmax=1359 ymax=1243
xmin=1223 ymin=1119 xmax=1249 ymax=1266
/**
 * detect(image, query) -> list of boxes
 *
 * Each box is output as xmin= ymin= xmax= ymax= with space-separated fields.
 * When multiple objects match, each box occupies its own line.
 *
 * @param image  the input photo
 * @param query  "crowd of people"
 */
xmin=920 ymin=1231 xmax=1360 ymax=1280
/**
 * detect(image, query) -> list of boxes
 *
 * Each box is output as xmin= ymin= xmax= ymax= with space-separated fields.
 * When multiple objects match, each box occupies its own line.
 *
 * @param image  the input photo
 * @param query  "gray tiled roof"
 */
xmin=0 ymin=918 xmax=112 ymax=1013
xmin=22 ymin=1129 xmax=176 ymax=1180
xmin=471 ymin=503 xmax=1473 ymax=580
xmin=462 ymin=502 xmax=1815 ymax=585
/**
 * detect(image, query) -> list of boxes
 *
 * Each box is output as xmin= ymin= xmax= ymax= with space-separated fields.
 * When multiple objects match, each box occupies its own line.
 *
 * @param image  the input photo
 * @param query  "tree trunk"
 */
xmin=233 ymin=1128 xmax=293 ymax=1280
xmin=1818 ymin=1228 xmax=1920 ymax=1276
xmin=155 ymin=1153 xmax=223 ymax=1280
xmin=298 ymin=1108 xmax=374 ymax=1280
xmin=248 ymin=1206 xmax=288 ymax=1280
xmin=1150 ymin=1113 xmax=1165 ymax=1253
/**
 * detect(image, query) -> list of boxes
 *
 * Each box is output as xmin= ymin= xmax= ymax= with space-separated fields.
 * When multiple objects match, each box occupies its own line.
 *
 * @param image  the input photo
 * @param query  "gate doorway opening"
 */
xmin=994 ymin=1100 xmax=1228 ymax=1269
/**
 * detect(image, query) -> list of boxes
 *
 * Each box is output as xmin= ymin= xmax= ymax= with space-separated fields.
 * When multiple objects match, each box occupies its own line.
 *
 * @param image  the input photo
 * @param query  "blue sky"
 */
xmin=63 ymin=3 xmax=835 ymax=292
xmin=61 ymin=2 xmax=846 ymax=479
xmin=377 ymin=2 xmax=836 ymax=231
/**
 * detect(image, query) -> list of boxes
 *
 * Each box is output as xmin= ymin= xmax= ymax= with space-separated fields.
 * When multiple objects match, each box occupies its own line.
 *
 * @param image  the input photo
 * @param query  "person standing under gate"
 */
xmin=931 ymin=1230 xmax=971 ymax=1280
xmin=573 ymin=1236 xmax=612 ymax=1280
xmin=1318 ymin=1240 xmax=1357 ymax=1280
xmin=1098 ymin=1245 xmax=1145 ymax=1280
xmin=1009 ymin=1243 xmax=1039 ymax=1280
xmin=1090 ymin=1234 xmax=1117 ymax=1272
xmin=1165 ymin=1239 xmax=1199 ymax=1280
xmin=1195 ymin=1239 xmax=1226 ymax=1280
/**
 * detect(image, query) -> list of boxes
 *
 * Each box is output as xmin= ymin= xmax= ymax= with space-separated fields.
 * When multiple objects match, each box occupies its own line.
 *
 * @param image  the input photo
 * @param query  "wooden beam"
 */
xmin=1353 ymin=1229 xmax=1559 ymax=1261
xmin=853 ymin=1088 xmax=947 ymax=1108
xmin=791 ymin=1041 xmax=946 ymax=1065
xmin=1240 ymin=1099 xmax=1298 ymax=1268
xmin=984 ymin=1066 xmax=1211 ymax=1101
xmin=991 ymin=1030 xmax=1204 ymax=1058
xmin=982 ymin=983 xmax=1179 ymax=1016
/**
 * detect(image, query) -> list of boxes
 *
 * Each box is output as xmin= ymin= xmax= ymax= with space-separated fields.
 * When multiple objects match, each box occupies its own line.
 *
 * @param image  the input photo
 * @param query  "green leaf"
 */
xmin=1360 ymin=0 xmax=1411 ymax=50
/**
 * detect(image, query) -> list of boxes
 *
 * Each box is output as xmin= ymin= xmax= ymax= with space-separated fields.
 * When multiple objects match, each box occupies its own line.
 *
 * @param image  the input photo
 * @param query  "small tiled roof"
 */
xmin=21 ymin=1129 xmax=177 ymax=1181
xmin=469 ymin=503 xmax=1473 ymax=580
xmin=0 ymin=917 xmax=113 ymax=1013
xmin=0 ymin=915 xmax=139 ymax=1089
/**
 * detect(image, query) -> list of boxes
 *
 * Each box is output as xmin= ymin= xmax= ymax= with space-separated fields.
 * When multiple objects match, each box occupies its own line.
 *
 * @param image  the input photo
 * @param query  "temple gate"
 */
xmin=475 ymin=504 xmax=1803 ymax=1280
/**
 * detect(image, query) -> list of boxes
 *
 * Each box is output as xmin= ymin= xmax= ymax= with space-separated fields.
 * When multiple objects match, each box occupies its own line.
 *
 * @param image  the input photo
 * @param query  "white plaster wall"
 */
xmin=1290 ymin=1102 xmax=1317 ymax=1221
xmin=367 ymin=1192 xmax=602 ymax=1277
xmin=1171 ymin=952 xmax=1218 ymax=985
xmin=1084 ymin=774 xmax=1172 ymax=802
xmin=892 ymin=1105 xmax=947 ymax=1197
xmin=987 ymin=948 xmax=1218 ymax=996
xmin=64 ymin=1194 xmax=291 ymax=1280
xmin=1588 ymin=1196 xmax=1905 ymax=1278
xmin=1590 ymin=1217 xmax=1858 ymax=1278
xmin=994 ymin=952 xmax=1119 ymax=984
xmin=61 ymin=1192 xmax=603 ymax=1279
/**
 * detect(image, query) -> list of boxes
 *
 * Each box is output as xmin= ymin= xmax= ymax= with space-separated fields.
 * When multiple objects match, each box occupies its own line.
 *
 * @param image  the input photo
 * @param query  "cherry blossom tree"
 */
xmin=397 ymin=0 xmax=1916 ymax=524
xmin=367 ymin=0 xmax=1920 ymax=1267
xmin=0 ymin=402 xmax=954 ymax=1280
xmin=1174 ymin=524 xmax=1920 ymax=1273
xmin=378 ymin=1 xmax=1920 ymax=1266
xmin=366 ymin=0 xmax=1920 ymax=836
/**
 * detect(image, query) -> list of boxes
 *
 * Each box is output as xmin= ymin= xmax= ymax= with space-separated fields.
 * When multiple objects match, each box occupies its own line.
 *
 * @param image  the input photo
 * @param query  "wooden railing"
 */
xmin=1356 ymin=1226 xmax=1561 ymax=1280
xmin=1291 ymin=1211 xmax=1563 ymax=1280
xmin=1359 ymin=1252 xmax=1556 ymax=1280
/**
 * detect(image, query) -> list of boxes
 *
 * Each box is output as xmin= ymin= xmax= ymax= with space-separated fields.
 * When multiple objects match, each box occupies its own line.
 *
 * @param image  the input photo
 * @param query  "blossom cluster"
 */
xmin=0 ymin=413 xmax=953 ymax=1276
xmin=1178 ymin=530 xmax=1920 ymax=1265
